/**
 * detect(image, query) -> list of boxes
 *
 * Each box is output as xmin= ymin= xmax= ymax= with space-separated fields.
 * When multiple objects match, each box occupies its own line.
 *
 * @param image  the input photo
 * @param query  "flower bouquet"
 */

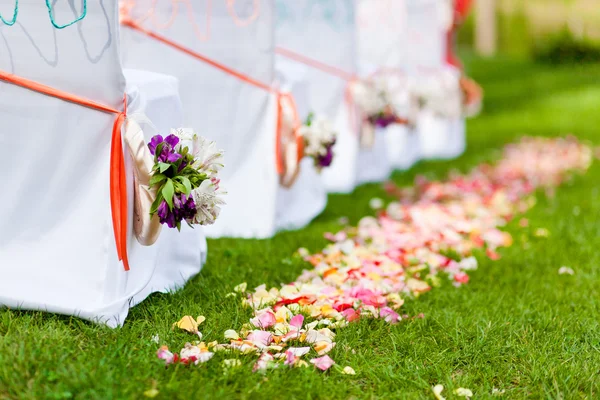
xmin=148 ymin=129 xmax=226 ymax=230
xmin=350 ymin=79 xmax=410 ymax=147
xmin=410 ymin=70 xmax=463 ymax=119
xmin=298 ymin=113 xmax=337 ymax=171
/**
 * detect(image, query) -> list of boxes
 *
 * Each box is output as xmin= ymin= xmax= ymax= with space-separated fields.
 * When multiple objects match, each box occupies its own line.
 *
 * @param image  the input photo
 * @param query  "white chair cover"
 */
xmin=406 ymin=0 xmax=465 ymax=160
xmin=0 ymin=1 xmax=204 ymax=327
xmin=275 ymin=0 xmax=359 ymax=193
xmin=355 ymin=0 xmax=405 ymax=183
xmin=122 ymin=0 xmax=323 ymax=238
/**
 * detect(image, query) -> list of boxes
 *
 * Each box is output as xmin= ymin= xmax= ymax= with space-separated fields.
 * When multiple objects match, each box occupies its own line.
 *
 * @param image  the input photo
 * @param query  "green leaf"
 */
xmin=306 ymin=112 xmax=314 ymax=126
xmin=162 ymin=179 xmax=174 ymax=210
xmin=149 ymin=173 xmax=167 ymax=187
xmin=179 ymin=176 xmax=192 ymax=194
xmin=174 ymin=181 xmax=186 ymax=194
xmin=158 ymin=163 xmax=171 ymax=173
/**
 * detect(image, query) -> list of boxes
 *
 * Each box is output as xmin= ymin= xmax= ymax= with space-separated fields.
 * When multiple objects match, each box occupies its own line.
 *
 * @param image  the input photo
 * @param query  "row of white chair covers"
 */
xmin=122 ymin=0 xmax=327 ymax=238
xmin=0 ymin=0 xmax=468 ymax=326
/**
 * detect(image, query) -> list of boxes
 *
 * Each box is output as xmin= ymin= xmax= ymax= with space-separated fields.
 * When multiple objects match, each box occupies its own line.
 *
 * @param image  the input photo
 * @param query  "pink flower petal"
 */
xmin=310 ymin=355 xmax=335 ymax=371
xmin=246 ymin=330 xmax=273 ymax=348
xmin=289 ymin=314 xmax=304 ymax=330
xmin=379 ymin=307 xmax=401 ymax=324
xmin=250 ymin=309 xmax=277 ymax=329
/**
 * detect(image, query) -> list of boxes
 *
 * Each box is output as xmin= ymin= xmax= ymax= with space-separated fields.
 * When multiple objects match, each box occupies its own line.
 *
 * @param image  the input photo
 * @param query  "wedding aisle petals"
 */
xmin=156 ymin=137 xmax=593 ymax=374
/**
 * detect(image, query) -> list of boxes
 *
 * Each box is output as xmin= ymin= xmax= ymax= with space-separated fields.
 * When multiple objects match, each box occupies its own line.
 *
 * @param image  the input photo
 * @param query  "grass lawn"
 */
xmin=1 ymin=57 xmax=600 ymax=399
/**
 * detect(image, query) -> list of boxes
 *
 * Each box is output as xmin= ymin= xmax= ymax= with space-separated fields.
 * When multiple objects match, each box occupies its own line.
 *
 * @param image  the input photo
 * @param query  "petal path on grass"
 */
xmin=157 ymin=136 xmax=593 ymax=373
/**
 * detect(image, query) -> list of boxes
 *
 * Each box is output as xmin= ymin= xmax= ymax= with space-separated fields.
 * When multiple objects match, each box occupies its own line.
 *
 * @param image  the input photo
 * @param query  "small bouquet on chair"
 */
xmin=350 ymin=79 xmax=409 ymax=148
xmin=411 ymin=70 xmax=463 ymax=119
xmin=148 ymin=129 xmax=226 ymax=230
xmin=299 ymin=113 xmax=337 ymax=171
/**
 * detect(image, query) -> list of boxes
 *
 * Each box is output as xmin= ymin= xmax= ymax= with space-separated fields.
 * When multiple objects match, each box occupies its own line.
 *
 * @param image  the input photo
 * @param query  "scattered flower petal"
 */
xmin=224 ymin=330 xmax=240 ymax=340
xmin=342 ymin=366 xmax=356 ymax=375
xmin=454 ymin=388 xmax=473 ymax=397
xmin=310 ymin=355 xmax=335 ymax=371
xmin=173 ymin=316 xmax=201 ymax=334
xmin=534 ymin=228 xmax=550 ymax=238
xmin=222 ymin=359 xmax=242 ymax=368
xmin=432 ymin=384 xmax=445 ymax=400
xmin=234 ymin=282 xmax=247 ymax=293
xmin=558 ymin=266 xmax=574 ymax=275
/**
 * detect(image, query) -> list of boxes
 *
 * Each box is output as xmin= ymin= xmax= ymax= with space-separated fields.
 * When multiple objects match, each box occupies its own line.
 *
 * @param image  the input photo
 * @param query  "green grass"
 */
xmin=2 ymin=57 xmax=600 ymax=399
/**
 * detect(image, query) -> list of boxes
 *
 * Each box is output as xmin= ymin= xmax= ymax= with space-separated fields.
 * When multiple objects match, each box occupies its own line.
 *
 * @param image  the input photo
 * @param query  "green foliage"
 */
xmin=532 ymin=29 xmax=600 ymax=64
xmin=1 ymin=58 xmax=600 ymax=399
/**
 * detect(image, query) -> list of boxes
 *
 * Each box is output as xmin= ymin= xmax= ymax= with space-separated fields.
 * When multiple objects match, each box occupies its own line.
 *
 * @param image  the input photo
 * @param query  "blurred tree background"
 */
xmin=459 ymin=0 xmax=600 ymax=63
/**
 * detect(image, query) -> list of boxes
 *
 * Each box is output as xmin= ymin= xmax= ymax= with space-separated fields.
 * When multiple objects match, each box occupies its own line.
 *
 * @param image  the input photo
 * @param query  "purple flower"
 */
xmin=317 ymin=142 xmax=335 ymax=168
xmin=157 ymin=200 xmax=169 ymax=220
xmin=156 ymin=194 xmax=197 ymax=229
xmin=148 ymin=134 xmax=182 ymax=163
xmin=148 ymin=135 xmax=164 ymax=156
xmin=164 ymin=134 xmax=180 ymax=148
xmin=371 ymin=114 xmax=397 ymax=128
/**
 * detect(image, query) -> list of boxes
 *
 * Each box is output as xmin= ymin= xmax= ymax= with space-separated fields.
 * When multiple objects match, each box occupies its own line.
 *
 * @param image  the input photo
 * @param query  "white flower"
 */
xmin=189 ymin=134 xmax=225 ymax=178
xmin=351 ymin=80 xmax=388 ymax=116
xmin=189 ymin=179 xmax=226 ymax=226
xmin=300 ymin=115 xmax=337 ymax=160
xmin=171 ymin=127 xmax=195 ymax=142
xmin=412 ymin=70 xmax=463 ymax=118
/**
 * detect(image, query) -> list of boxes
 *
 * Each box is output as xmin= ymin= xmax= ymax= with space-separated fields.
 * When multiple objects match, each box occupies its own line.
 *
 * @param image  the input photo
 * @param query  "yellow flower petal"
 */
xmin=173 ymin=316 xmax=198 ymax=333
xmin=234 ymin=282 xmax=247 ymax=293
xmin=224 ymin=329 xmax=240 ymax=340
xmin=454 ymin=388 xmax=473 ymax=397
xmin=432 ymin=384 xmax=446 ymax=400
xmin=143 ymin=389 xmax=159 ymax=398
xmin=342 ymin=366 xmax=356 ymax=375
xmin=222 ymin=359 xmax=242 ymax=368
